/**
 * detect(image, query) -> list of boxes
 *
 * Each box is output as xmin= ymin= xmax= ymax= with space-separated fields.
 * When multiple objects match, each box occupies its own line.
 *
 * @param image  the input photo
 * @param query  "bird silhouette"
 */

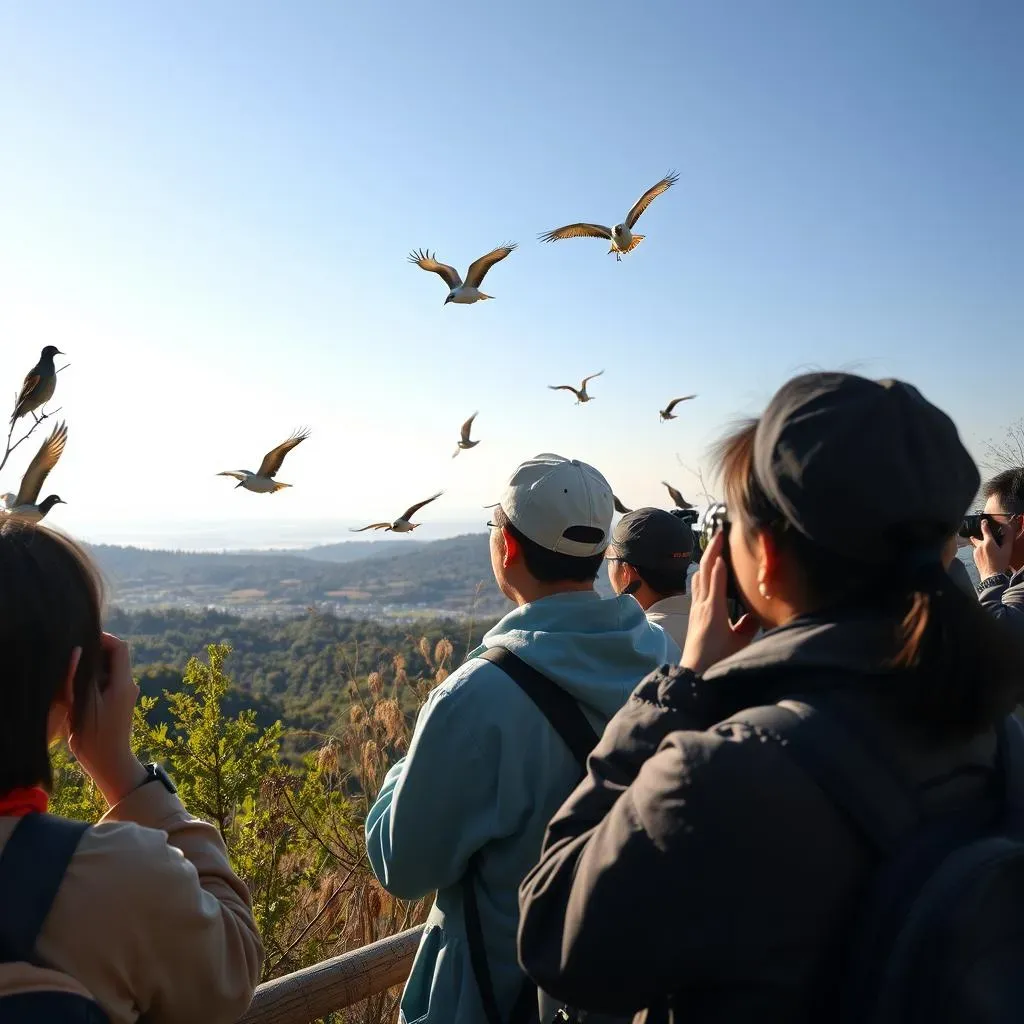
xmin=453 ymin=412 xmax=480 ymax=458
xmin=218 ymin=429 xmax=310 ymax=493
xmin=351 ymin=492 xmax=444 ymax=533
xmin=408 ymin=244 xmax=517 ymax=304
xmin=659 ymin=395 xmax=697 ymax=421
xmin=539 ymin=171 xmax=679 ymax=261
xmin=11 ymin=346 xmax=63 ymax=426
xmin=613 ymin=495 xmax=632 ymax=514
xmin=548 ymin=370 xmax=604 ymax=404
xmin=662 ymin=481 xmax=693 ymax=509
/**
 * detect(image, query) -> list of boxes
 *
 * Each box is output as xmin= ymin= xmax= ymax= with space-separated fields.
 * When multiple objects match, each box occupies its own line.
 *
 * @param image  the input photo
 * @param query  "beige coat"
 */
xmin=645 ymin=593 xmax=691 ymax=651
xmin=0 ymin=783 xmax=263 ymax=1024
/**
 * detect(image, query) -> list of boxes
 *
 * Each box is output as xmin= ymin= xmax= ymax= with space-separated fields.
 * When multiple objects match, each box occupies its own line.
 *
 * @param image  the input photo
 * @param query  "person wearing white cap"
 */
xmin=365 ymin=453 xmax=676 ymax=1024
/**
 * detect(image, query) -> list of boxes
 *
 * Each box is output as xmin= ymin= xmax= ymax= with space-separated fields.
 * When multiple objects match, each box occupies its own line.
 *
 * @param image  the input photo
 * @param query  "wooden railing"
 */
xmin=239 ymin=925 xmax=424 ymax=1024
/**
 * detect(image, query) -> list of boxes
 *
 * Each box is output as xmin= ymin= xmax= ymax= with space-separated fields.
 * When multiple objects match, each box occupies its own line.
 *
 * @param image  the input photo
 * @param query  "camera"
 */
xmin=958 ymin=513 xmax=1004 ymax=545
xmin=697 ymin=503 xmax=746 ymax=615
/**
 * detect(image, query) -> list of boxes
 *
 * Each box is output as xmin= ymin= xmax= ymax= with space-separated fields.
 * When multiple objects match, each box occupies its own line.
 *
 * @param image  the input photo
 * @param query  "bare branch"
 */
xmin=0 ymin=406 xmax=64 ymax=477
xmin=676 ymin=454 xmax=718 ymax=505
xmin=981 ymin=419 xmax=1024 ymax=474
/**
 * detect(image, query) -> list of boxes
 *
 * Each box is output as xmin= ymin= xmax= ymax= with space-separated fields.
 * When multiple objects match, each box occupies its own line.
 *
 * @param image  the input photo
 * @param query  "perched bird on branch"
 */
xmin=662 ymin=481 xmax=693 ymax=510
xmin=453 ymin=412 xmax=480 ymax=458
xmin=0 ymin=420 xmax=68 ymax=522
xmin=659 ymin=395 xmax=697 ymax=421
xmin=538 ymin=171 xmax=679 ymax=261
xmin=408 ymin=244 xmax=517 ymax=304
xmin=11 ymin=346 xmax=63 ymax=426
xmin=548 ymin=370 xmax=604 ymax=405
xmin=218 ymin=429 xmax=310 ymax=493
xmin=351 ymin=492 xmax=443 ymax=533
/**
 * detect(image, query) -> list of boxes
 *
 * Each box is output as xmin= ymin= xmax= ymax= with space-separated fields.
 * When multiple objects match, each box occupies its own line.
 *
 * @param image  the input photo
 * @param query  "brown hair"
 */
xmin=0 ymin=522 xmax=105 ymax=791
xmin=716 ymin=420 xmax=1022 ymax=737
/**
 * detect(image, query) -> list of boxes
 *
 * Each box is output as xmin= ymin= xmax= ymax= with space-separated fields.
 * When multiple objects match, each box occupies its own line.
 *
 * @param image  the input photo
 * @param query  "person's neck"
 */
xmin=633 ymin=584 xmax=666 ymax=611
xmin=514 ymin=580 xmax=594 ymax=607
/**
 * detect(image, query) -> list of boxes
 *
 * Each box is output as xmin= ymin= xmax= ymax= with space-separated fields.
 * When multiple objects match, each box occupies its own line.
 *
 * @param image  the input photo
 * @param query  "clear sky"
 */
xmin=1 ymin=1 xmax=1020 ymax=548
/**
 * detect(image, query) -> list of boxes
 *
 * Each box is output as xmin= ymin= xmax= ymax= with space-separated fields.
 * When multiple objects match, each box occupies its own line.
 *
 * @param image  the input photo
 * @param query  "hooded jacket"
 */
xmin=517 ymin=615 xmax=1003 ymax=1024
xmin=366 ymin=590 xmax=676 ymax=1024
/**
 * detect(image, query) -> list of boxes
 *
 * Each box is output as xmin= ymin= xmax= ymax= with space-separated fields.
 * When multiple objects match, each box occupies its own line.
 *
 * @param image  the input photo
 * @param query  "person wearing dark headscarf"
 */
xmin=517 ymin=373 xmax=1024 ymax=1024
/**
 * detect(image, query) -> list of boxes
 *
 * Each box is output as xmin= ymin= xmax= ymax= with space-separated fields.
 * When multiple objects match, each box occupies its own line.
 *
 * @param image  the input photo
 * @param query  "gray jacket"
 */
xmin=978 ymin=566 xmax=1024 ymax=638
xmin=517 ymin=616 xmax=1001 ymax=1024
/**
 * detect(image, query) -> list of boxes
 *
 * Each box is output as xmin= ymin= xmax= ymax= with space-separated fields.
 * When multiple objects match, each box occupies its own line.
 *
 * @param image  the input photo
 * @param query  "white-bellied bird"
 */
xmin=351 ymin=491 xmax=443 ymax=533
xmin=0 ymin=420 xmax=68 ymax=522
xmin=218 ymin=428 xmax=311 ymax=493
xmin=408 ymin=244 xmax=517 ymax=304
xmin=548 ymin=370 xmax=604 ymax=404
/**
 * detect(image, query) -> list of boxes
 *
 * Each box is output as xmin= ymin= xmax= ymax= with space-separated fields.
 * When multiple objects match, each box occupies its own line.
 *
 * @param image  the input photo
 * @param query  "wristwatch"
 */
xmin=976 ymin=573 xmax=1009 ymax=595
xmin=139 ymin=762 xmax=177 ymax=794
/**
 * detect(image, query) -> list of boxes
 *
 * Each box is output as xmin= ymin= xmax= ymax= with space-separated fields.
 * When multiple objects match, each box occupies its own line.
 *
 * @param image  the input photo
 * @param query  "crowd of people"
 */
xmin=1 ymin=370 xmax=1022 ymax=1024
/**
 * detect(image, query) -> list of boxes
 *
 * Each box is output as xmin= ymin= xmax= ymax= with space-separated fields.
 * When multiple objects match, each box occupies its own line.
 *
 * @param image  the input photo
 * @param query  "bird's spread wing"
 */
xmin=613 ymin=495 xmax=631 ymax=514
xmin=582 ymin=370 xmax=604 ymax=386
xmin=662 ymin=481 xmax=686 ymax=507
xmin=464 ymin=243 xmax=517 ymax=288
xmin=15 ymin=421 xmax=67 ymax=507
xmin=218 ymin=471 xmax=249 ymax=481
xmin=549 ymin=385 xmax=581 ymax=397
xmin=257 ymin=428 xmax=310 ymax=478
xmin=664 ymin=394 xmax=697 ymax=414
xmin=350 ymin=523 xmax=391 ymax=532
xmin=625 ymin=171 xmax=679 ymax=228
xmin=460 ymin=412 xmax=478 ymax=443
xmin=538 ymin=223 xmax=613 ymax=243
xmin=14 ymin=373 xmax=40 ymax=411
xmin=407 ymin=249 xmax=462 ymax=288
xmin=401 ymin=490 xmax=443 ymax=522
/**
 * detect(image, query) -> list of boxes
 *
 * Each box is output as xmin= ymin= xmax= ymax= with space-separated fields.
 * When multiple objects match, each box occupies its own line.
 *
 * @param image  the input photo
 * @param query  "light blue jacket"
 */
xmin=366 ymin=591 xmax=678 ymax=1024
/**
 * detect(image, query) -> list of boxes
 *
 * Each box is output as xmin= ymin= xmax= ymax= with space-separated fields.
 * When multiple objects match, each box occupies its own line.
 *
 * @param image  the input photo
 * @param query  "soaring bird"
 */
xmin=218 ymin=429 xmax=310 ymax=493
xmin=408 ymin=244 xmax=517 ymax=304
xmin=538 ymin=171 xmax=679 ymax=261
xmin=662 ymin=481 xmax=693 ymax=510
xmin=0 ymin=420 xmax=68 ymax=522
xmin=659 ymin=395 xmax=698 ymax=421
xmin=351 ymin=492 xmax=443 ymax=533
xmin=11 ymin=346 xmax=63 ymax=426
xmin=453 ymin=412 xmax=480 ymax=458
xmin=548 ymin=370 xmax=604 ymax=404
xmin=613 ymin=495 xmax=632 ymax=514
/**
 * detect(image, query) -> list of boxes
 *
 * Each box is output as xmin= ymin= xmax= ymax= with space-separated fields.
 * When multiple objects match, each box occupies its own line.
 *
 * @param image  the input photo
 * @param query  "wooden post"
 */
xmin=239 ymin=925 xmax=424 ymax=1024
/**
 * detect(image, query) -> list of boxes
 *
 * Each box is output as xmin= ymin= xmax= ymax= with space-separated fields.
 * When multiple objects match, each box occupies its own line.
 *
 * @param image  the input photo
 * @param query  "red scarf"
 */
xmin=0 ymin=787 xmax=49 ymax=817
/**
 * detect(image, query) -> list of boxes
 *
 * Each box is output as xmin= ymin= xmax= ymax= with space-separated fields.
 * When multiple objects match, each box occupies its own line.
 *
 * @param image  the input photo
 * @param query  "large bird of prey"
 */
xmin=351 ymin=492 xmax=444 ymax=533
xmin=218 ymin=429 xmax=310 ymax=493
xmin=538 ymin=171 xmax=679 ymax=261
xmin=0 ymin=420 xmax=68 ymax=522
xmin=408 ymin=243 xmax=517 ymax=304
xmin=11 ymin=346 xmax=63 ymax=426
xmin=453 ymin=412 xmax=480 ymax=458
xmin=662 ymin=481 xmax=694 ymax=510
xmin=548 ymin=370 xmax=604 ymax=404
xmin=659 ymin=395 xmax=697 ymax=421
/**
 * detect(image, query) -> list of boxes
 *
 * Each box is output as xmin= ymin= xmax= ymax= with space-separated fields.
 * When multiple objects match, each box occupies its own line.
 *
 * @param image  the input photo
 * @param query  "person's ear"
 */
xmin=754 ymin=528 xmax=781 ymax=598
xmin=500 ymin=527 xmax=520 ymax=570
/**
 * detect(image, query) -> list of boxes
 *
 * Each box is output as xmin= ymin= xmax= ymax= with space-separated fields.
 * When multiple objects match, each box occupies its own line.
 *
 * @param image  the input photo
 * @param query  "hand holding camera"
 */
xmin=68 ymin=632 xmax=148 ymax=808
xmin=968 ymin=515 xmax=1017 ymax=582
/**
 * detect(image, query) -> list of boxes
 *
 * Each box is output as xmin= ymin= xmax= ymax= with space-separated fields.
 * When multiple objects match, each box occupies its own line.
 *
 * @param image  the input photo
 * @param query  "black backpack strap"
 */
xmin=728 ymin=700 xmax=919 ymax=856
xmin=0 ymin=813 xmax=90 ymax=963
xmin=478 ymin=647 xmax=600 ymax=770
xmin=462 ymin=647 xmax=599 ymax=1024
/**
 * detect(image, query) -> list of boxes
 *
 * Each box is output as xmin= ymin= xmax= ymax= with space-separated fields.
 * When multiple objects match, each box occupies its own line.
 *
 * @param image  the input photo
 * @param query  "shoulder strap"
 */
xmin=728 ymin=700 xmax=919 ymax=856
xmin=478 ymin=646 xmax=599 ymax=770
xmin=0 ymin=814 xmax=90 ymax=963
xmin=463 ymin=647 xmax=597 ymax=1024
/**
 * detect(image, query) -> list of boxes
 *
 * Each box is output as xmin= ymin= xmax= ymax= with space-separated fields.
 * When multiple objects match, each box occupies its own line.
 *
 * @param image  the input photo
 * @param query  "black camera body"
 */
xmin=958 ymin=513 xmax=1004 ymax=545
xmin=697 ymin=503 xmax=746 ymax=616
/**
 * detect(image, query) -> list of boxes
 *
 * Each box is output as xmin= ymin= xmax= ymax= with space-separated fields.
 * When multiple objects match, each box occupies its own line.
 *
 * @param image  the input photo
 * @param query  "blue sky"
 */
xmin=0 ymin=1 xmax=1020 ymax=548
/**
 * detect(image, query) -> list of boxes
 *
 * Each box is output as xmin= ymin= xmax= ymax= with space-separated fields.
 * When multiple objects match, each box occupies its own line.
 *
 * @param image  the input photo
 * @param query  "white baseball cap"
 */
xmin=492 ymin=453 xmax=614 ymax=557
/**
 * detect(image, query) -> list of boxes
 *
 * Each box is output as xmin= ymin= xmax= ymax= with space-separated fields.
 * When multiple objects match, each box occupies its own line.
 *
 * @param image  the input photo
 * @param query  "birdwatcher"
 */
xmin=365 ymin=453 xmax=676 ymax=1024
xmin=606 ymin=507 xmax=693 ymax=650
xmin=969 ymin=467 xmax=1024 ymax=635
xmin=0 ymin=522 xmax=262 ymax=1023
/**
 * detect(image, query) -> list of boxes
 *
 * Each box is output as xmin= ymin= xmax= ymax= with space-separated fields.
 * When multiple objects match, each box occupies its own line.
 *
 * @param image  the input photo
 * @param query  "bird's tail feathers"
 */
xmin=477 ymin=292 xmax=494 ymax=300
xmin=272 ymin=482 xmax=292 ymax=492
xmin=622 ymin=234 xmax=645 ymax=253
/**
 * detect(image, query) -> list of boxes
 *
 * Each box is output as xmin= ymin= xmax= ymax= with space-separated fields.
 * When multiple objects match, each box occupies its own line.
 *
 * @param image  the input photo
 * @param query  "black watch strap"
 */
xmin=140 ymin=762 xmax=177 ymax=794
xmin=976 ymin=572 xmax=1009 ymax=594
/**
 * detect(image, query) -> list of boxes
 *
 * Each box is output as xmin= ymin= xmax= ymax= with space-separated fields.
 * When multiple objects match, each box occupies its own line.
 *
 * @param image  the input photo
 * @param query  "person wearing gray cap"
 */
xmin=519 ymin=373 xmax=1024 ymax=1024
xmin=365 ymin=454 xmax=675 ymax=1024
xmin=606 ymin=508 xmax=693 ymax=652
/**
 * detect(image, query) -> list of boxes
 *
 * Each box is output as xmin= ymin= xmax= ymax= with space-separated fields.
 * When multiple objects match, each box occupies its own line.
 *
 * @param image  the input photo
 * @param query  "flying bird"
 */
xmin=659 ymin=395 xmax=698 ymax=421
xmin=548 ymin=370 xmax=604 ymax=405
xmin=408 ymin=243 xmax=517 ymax=304
xmin=538 ymin=171 xmax=680 ymax=261
xmin=218 ymin=429 xmax=310 ymax=493
xmin=11 ymin=346 xmax=63 ymax=426
xmin=613 ymin=495 xmax=632 ymax=514
xmin=662 ymin=481 xmax=693 ymax=510
xmin=0 ymin=420 xmax=68 ymax=522
xmin=453 ymin=412 xmax=480 ymax=458
xmin=351 ymin=492 xmax=443 ymax=533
